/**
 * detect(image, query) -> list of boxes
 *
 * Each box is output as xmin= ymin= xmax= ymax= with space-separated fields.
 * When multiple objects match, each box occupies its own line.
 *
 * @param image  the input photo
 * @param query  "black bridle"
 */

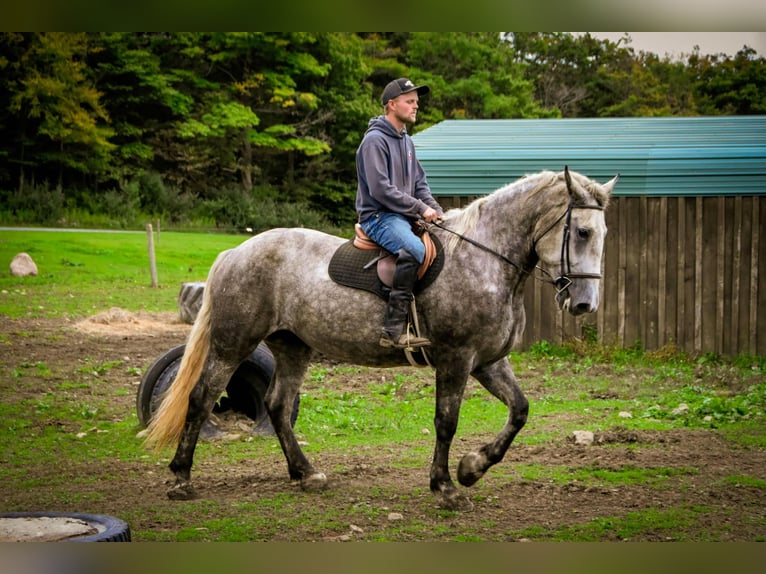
xmin=425 ymin=174 xmax=605 ymax=295
xmin=535 ymin=202 xmax=605 ymax=295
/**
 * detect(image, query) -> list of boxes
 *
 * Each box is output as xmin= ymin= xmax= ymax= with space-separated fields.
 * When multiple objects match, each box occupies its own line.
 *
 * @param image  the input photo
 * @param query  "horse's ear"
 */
xmin=564 ymin=166 xmax=573 ymax=198
xmin=602 ymin=173 xmax=620 ymax=196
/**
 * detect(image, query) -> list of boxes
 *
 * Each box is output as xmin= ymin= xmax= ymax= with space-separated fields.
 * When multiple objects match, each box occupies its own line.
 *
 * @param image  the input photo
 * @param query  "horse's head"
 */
xmin=534 ymin=168 xmax=618 ymax=316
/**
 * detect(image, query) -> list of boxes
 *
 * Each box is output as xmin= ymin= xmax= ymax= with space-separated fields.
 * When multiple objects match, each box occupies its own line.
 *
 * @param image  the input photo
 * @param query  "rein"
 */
xmin=427 ymin=219 xmax=529 ymax=274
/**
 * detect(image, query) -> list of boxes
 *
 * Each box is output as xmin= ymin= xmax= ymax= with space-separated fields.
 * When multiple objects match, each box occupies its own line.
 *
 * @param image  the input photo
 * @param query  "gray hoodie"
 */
xmin=355 ymin=116 xmax=443 ymax=224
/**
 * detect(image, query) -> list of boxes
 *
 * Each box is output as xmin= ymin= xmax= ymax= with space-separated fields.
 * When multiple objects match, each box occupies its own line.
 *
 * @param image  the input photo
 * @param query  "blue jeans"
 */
xmin=360 ymin=212 xmax=425 ymax=264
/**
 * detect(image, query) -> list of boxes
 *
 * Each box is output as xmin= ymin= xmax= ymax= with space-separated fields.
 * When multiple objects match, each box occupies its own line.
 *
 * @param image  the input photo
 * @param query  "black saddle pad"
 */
xmin=329 ymin=234 xmax=445 ymax=300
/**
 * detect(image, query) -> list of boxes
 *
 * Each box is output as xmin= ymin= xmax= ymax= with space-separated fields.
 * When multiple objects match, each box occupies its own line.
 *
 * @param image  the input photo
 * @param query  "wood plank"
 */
xmin=676 ymin=197 xmax=686 ymax=351
xmin=736 ymin=197 xmax=752 ymax=353
xmin=753 ymin=199 xmax=762 ymax=354
xmin=639 ymin=196 xmax=649 ymax=347
xmin=716 ymin=197 xmax=726 ymax=355
xmin=617 ymin=198 xmax=627 ymax=348
xmin=657 ymin=197 xmax=668 ymax=348
xmin=727 ymin=197 xmax=741 ymax=356
xmin=663 ymin=198 xmax=678 ymax=347
xmin=644 ymin=198 xmax=659 ymax=350
xmin=602 ymin=200 xmax=621 ymax=345
xmin=695 ymin=197 xmax=703 ymax=353
xmin=701 ymin=198 xmax=719 ymax=354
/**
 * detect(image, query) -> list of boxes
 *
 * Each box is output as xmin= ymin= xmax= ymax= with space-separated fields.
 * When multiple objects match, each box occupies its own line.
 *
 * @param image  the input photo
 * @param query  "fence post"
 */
xmin=146 ymin=223 xmax=158 ymax=288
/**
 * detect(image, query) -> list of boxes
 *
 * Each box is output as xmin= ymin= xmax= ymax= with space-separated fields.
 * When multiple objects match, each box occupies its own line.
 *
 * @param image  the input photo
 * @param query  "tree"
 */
xmin=90 ymin=32 xmax=194 ymax=183
xmin=8 ymin=32 xmax=114 ymax=191
xmin=163 ymin=32 xmax=333 ymax=196
xmin=405 ymin=32 xmax=557 ymax=123
xmin=511 ymin=32 xmax=639 ymax=118
xmin=690 ymin=47 xmax=766 ymax=115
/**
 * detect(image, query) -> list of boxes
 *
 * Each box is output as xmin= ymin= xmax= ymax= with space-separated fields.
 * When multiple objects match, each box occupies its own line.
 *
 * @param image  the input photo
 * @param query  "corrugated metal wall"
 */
xmin=415 ymin=117 xmax=766 ymax=356
xmin=416 ymin=116 xmax=766 ymax=197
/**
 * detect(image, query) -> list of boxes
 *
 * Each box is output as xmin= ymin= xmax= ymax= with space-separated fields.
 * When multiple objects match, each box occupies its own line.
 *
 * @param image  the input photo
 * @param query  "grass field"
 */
xmin=1 ymin=229 xmax=246 ymax=318
xmin=1 ymin=228 xmax=765 ymax=545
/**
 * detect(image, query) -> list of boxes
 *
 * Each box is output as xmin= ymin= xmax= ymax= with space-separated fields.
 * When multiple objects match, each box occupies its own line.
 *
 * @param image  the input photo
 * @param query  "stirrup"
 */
xmin=379 ymin=330 xmax=431 ymax=350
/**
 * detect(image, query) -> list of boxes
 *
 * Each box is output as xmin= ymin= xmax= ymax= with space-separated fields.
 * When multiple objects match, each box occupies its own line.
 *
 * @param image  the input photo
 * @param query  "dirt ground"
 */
xmin=1 ymin=310 xmax=765 ymax=541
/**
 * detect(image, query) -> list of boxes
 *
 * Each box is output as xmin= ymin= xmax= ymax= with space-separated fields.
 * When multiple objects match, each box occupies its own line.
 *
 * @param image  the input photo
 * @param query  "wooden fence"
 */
xmin=437 ymin=195 xmax=766 ymax=357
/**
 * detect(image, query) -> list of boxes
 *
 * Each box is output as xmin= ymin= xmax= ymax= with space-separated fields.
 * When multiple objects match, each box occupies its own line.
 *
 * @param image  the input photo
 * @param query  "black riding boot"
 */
xmin=379 ymin=249 xmax=431 ymax=349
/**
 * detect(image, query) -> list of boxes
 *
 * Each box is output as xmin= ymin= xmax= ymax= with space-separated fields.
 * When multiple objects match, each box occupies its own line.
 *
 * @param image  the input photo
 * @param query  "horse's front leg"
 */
xmin=430 ymin=365 xmax=473 ymax=510
xmin=457 ymin=357 xmax=528 ymax=487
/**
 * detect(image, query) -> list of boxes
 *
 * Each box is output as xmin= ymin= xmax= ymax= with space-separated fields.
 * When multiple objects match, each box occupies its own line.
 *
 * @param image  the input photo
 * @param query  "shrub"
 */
xmin=2 ymin=181 xmax=65 ymax=224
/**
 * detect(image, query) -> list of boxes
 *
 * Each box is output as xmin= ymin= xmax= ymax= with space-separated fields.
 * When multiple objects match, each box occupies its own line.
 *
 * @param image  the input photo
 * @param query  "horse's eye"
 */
xmin=577 ymin=228 xmax=590 ymax=240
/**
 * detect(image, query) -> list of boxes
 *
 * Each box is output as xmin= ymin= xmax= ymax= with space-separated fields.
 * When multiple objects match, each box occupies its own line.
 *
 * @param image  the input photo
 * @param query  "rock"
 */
xmin=571 ymin=430 xmax=594 ymax=446
xmin=671 ymin=403 xmax=689 ymax=416
xmin=387 ymin=512 xmax=404 ymax=521
xmin=10 ymin=253 xmax=38 ymax=277
xmin=618 ymin=411 xmax=633 ymax=418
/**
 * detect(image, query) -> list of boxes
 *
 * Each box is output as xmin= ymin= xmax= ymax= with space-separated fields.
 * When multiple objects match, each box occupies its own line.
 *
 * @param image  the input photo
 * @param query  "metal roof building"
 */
xmin=413 ymin=116 xmax=766 ymax=357
xmin=413 ymin=116 xmax=766 ymax=198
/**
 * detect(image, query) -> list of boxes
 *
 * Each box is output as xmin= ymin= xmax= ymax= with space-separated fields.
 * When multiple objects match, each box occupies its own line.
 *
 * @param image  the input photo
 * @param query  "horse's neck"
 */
xmin=479 ymin=184 xmax=566 ymax=261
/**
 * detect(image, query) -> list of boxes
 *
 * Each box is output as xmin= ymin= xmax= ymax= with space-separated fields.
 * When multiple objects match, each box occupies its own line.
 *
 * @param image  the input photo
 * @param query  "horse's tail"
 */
xmin=143 ymin=283 xmax=214 ymax=452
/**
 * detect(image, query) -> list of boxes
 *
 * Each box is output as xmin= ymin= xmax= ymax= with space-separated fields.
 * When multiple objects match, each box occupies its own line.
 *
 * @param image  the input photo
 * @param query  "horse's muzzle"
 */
xmin=556 ymin=288 xmax=596 ymax=316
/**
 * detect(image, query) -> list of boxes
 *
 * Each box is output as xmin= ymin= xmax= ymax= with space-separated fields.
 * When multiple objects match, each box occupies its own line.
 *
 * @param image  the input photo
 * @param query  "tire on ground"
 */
xmin=136 ymin=342 xmax=299 ymax=433
xmin=0 ymin=512 xmax=131 ymax=542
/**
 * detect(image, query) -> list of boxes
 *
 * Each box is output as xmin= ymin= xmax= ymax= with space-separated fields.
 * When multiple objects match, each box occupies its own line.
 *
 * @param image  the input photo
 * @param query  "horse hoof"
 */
xmin=438 ymin=491 xmax=474 ymax=512
xmin=457 ymin=451 xmax=486 ymax=487
xmin=166 ymin=480 xmax=197 ymax=500
xmin=301 ymin=472 xmax=327 ymax=492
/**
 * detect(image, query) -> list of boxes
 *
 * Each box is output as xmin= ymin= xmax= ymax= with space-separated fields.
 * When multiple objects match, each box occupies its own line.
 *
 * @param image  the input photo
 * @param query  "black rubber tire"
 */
xmin=0 ymin=511 xmax=131 ymax=542
xmin=136 ymin=342 xmax=299 ymax=433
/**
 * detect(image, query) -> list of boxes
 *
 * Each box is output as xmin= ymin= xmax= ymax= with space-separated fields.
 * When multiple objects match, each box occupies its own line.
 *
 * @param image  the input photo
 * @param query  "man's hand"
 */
xmin=422 ymin=207 xmax=441 ymax=223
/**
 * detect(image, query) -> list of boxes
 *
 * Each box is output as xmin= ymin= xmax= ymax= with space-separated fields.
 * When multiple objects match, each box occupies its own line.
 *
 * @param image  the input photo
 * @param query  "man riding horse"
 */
xmin=355 ymin=77 xmax=444 ymax=349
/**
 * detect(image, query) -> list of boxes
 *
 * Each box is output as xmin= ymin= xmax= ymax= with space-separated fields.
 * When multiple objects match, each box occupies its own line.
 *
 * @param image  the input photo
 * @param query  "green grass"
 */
xmin=508 ymin=505 xmax=712 ymax=541
xmin=1 ymin=230 xmax=764 ymax=542
xmin=0 ymin=229 xmax=246 ymax=318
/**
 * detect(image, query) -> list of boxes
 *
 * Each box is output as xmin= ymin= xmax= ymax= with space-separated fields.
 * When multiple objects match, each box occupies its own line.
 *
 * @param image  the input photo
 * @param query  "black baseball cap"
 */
xmin=380 ymin=77 xmax=430 ymax=106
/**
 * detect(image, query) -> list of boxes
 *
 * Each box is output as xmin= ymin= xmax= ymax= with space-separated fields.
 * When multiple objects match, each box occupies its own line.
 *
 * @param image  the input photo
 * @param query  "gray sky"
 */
xmin=584 ymin=32 xmax=766 ymax=58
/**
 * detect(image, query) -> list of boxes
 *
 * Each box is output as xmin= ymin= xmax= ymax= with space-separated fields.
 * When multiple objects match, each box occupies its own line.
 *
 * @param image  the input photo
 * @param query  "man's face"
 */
xmin=389 ymin=91 xmax=420 ymax=124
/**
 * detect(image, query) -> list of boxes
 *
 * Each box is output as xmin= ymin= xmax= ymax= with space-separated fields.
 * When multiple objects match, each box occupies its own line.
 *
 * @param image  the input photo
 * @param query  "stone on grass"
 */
xmin=571 ymin=430 xmax=594 ymax=446
xmin=10 ymin=253 xmax=38 ymax=277
xmin=671 ymin=403 xmax=689 ymax=416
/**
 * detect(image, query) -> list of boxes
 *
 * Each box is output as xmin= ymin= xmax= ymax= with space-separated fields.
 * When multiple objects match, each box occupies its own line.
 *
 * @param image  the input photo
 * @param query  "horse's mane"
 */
xmin=440 ymin=170 xmax=609 ymax=255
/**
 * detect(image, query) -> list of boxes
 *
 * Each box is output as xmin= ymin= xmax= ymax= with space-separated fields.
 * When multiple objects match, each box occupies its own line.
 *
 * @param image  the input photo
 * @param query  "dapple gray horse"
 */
xmin=145 ymin=168 xmax=618 ymax=509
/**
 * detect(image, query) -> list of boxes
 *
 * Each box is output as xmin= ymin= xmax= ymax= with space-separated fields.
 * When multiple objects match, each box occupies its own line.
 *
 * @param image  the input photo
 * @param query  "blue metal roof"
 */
xmin=412 ymin=117 xmax=766 ymax=197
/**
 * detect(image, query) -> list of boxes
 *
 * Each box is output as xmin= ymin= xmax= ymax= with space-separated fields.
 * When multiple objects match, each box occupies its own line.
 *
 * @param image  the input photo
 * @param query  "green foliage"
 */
xmin=1 ymin=181 xmax=65 ymax=224
xmin=1 ymin=32 xmax=762 ymax=229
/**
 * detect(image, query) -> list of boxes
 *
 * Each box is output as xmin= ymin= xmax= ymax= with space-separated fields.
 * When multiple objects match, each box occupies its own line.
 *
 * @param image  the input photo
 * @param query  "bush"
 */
xmin=197 ymin=185 xmax=346 ymax=235
xmin=1 ymin=181 xmax=65 ymax=224
xmin=136 ymin=171 xmax=196 ymax=223
xmin=85 ymin=180 xmax=141 ymax=227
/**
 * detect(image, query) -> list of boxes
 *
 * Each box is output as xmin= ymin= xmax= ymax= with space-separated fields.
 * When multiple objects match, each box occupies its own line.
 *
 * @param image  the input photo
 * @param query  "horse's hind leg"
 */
xmin=167 ymin=358 xmax=237 ymax=500
xmin=265 ymin=332 xmax=326 ymax=491
xmin=457 ymin=357 xmax=528 ymax=487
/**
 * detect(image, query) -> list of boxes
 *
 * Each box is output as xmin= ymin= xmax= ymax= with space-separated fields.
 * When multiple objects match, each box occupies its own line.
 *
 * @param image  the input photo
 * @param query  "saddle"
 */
xmin=328 ymin=223 xmax=445 ymax=301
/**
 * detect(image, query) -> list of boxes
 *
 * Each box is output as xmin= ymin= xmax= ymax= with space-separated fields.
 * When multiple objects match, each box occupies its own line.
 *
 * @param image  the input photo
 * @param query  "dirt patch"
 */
xmin=73 ymin=307 xmax=191 ymax=337
xmin=1 ymin=312 xmax=765 ymax=541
